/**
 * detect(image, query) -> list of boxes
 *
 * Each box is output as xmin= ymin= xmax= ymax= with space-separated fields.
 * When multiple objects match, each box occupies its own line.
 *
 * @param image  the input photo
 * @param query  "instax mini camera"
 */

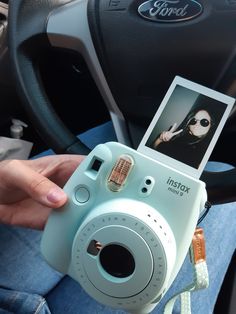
xmin=41 ymin=141 xmax=207 ymax=314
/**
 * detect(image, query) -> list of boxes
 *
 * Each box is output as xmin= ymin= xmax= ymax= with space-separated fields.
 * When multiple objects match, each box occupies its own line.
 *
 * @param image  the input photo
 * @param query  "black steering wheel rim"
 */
xmin=7 ymin=0 xmax=90 ymax=155
xmin=7 ymin=0 xmax=236 ymax=205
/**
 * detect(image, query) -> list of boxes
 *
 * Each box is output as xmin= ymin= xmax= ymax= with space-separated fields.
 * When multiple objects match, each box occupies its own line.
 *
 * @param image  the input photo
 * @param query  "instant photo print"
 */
xmin=138 ymin=76 xmax=235 ymax=178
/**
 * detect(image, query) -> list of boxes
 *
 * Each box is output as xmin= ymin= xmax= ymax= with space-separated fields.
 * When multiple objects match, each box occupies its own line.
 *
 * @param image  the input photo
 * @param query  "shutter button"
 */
xmin=75 ymin=186 xmax=90 ymax=204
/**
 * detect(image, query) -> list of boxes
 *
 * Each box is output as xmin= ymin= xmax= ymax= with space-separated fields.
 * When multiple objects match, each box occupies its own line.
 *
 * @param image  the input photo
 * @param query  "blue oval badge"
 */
xmin=138 ymin=0 xmax=203 ymax=23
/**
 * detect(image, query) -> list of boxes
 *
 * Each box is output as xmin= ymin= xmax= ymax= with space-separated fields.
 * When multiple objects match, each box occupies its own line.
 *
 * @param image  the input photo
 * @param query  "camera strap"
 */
xmin=164 ymin=228 xmax=209 ymax=314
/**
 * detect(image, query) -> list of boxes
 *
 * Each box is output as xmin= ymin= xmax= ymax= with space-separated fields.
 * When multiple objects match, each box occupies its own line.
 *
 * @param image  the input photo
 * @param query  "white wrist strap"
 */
xmin=164 ymin=228 xmax=209 ymax=314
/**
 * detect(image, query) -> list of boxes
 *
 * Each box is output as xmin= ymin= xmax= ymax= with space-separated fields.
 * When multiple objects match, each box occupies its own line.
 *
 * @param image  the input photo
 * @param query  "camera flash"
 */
xmin=107 ymin=155 xmax=134 ymax=192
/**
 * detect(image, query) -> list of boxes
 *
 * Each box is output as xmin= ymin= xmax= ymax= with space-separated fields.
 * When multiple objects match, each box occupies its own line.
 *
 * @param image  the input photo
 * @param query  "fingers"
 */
xmin=159 ymin=124 xmax=182 ymax=142
xmin=0 ymin=155 xmax=85 ymax=229
xmin=172 ymin=129 xmax=183 ymax=136
xmin=0 ymin=201 xmax=51 ymax=230
xmin=169 ymin=123 xmax=177 ymax=132
xmin=160 ymin=131 xmax=170 ymax=142
xmin=28 ymin=154 xmax=85 ymax=187
xmin=1 ymin=160 xmax=67 ymax=208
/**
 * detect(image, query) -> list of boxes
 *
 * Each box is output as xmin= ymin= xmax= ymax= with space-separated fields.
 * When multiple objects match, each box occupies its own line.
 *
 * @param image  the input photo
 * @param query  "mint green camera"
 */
xmin=41 ymin=142 xmax=207 ymax=314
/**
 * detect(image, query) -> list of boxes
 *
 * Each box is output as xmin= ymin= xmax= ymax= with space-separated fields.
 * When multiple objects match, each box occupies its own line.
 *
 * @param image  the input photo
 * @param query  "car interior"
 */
xmin=0 ymin=0 xmax=236 ymax=313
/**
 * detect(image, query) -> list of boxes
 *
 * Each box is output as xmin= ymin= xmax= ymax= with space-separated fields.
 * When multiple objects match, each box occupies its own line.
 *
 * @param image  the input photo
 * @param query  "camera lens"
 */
xmin=99 ymin=244 xmax=135 ymax=278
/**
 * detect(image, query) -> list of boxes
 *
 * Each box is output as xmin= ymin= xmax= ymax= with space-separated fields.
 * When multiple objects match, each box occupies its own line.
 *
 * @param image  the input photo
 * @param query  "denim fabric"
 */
xmin=0 ymin=226 xmax=63 ymax=295
xmin=45 ymin=198 xmax=236 ymax=314
xmin=0 ymin=288 xmax=50 ymax=314
xmin=0 ymin=121 xmax=235 ymax=313
xmin=0 ymin=225 xmax=62 ymax=314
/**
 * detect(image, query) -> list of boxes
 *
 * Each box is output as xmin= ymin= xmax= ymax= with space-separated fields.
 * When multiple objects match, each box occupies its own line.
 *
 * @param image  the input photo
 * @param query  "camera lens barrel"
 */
xmin=71 ymin=199 xmax=176 ymax=308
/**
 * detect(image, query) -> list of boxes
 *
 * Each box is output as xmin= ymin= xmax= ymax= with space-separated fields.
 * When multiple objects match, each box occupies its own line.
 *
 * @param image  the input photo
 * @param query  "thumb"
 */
xmin=4 ymin=160 xmax=67 ymax=208
xmin=26 ymin=175 xmax=68 ymax=208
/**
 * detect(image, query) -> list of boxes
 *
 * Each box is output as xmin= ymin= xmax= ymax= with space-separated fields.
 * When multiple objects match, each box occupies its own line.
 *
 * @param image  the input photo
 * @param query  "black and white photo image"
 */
xmin=145 ymin=85 xmax=227 ymax=169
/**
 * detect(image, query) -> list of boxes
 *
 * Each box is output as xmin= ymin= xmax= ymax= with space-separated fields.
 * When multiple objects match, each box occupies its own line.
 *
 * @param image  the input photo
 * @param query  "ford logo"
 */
xmin=138 ymin=0 xmax=203 ymax=23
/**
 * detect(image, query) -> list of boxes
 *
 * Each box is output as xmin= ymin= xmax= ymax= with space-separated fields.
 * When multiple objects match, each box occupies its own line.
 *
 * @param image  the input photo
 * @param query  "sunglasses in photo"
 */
xmin=188 ymin=118 xmax=211 ymax=127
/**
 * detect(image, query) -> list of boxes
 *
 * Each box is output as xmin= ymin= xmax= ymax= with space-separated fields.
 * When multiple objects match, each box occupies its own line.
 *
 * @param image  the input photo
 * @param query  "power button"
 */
xmin=75 ymin=186 xmax=90 ymax=204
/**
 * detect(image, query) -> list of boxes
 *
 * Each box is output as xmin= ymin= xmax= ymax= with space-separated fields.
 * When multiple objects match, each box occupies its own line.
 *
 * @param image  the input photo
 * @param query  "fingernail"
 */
xmin=47 ymin=188 xmax=66 ymax=204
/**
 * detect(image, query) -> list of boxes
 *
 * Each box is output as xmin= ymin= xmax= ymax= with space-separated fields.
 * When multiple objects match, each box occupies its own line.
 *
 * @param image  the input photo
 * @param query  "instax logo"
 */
xmin=167 ymin=177 xmax=190 ymax=196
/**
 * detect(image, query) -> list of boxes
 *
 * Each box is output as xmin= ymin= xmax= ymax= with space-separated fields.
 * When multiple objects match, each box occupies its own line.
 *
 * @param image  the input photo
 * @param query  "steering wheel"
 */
xmin=7 ymin=0 xmax=236 ymax=205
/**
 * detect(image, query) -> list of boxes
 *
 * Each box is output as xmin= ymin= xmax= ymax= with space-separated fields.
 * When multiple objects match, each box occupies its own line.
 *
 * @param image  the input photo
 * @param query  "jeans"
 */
xmin=0 ymin=121 xmax=235 ymax=314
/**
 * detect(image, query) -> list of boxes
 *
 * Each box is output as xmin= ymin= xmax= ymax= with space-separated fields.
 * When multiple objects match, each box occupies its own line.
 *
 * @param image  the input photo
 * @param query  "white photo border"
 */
xmin=138 ymin=76 xmax=235 ymax=179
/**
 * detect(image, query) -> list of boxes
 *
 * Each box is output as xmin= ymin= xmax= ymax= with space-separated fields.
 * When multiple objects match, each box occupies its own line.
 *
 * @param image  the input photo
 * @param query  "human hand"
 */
xmin=159 ymin=123 xmax=183 ymax=142
xmin=153 ymin=123 xmax=183 ymax=148
xmin=0 ymin=154 xmax=84 ymax=229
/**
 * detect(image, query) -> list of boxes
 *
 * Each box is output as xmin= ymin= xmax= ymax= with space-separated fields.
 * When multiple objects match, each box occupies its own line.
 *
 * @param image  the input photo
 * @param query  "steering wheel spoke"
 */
xmin=46 ymin=0 xmax=128 ymax=144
